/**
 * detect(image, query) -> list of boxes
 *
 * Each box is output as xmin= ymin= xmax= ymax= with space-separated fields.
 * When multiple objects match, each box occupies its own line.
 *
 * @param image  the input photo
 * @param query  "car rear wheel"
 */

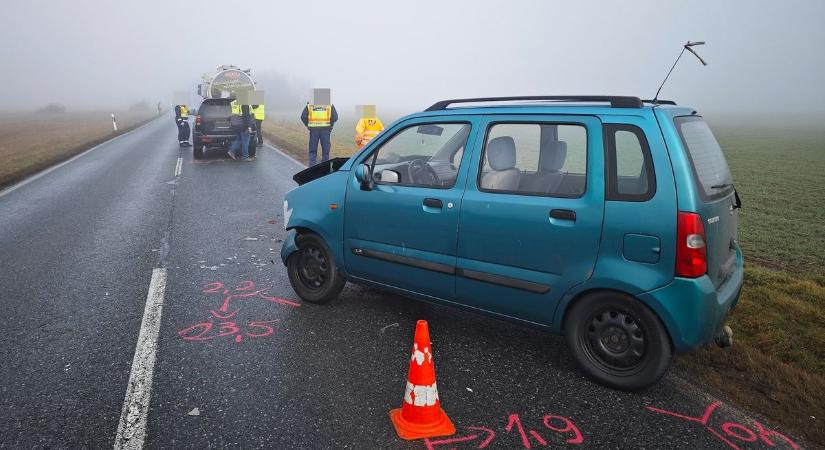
xmin=565 ymin=291 xmax=672 ymax=391
xmin=287 ymin=233 xmax=346 ymax=304
xmin=193 ymin=144 xmax=204 ymax=159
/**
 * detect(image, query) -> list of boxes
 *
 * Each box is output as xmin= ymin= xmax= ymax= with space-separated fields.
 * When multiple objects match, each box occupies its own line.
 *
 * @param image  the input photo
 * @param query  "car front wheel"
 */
xmin=565 ymin=291 xmax=672 ymax=391
xmin=287 ymin=233 xmax=346 ymax=304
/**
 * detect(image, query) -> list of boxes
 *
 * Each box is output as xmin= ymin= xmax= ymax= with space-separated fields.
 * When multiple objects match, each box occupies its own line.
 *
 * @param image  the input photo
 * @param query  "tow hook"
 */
xmin=715 ymin=325 xmax=734 ymax=348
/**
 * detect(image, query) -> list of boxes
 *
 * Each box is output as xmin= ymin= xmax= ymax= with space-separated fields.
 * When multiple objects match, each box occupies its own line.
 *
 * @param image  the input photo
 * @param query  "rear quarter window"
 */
xmin=674 ymin=116 xmax=733 ymax=201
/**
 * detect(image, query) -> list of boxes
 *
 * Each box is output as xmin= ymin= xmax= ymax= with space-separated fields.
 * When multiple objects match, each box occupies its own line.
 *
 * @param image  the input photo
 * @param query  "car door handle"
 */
xmin=549 ymin=209 xmax=576 ymax=221
xmin=423 ymin=198 xmax=443 ymax=208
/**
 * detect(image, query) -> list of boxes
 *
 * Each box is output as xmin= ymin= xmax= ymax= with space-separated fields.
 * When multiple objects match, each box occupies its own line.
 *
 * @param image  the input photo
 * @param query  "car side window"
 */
xmin=605 ymin=124 xmax=655 ymax=201
xmin=369 ymin=123 xmax=471 ymax=188
xmin=479 ymin=122 xmax=587 ymax=197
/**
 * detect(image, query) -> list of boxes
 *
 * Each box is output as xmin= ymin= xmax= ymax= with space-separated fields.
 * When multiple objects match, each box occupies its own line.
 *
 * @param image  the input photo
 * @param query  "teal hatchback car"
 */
xmin=281 ymin=96 xmax=743 ymax=390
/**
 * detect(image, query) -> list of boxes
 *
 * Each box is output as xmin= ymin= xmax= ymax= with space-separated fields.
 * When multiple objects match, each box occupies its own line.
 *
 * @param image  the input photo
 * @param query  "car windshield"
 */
xmin=375 ymin=123 xmax=470 ymax=165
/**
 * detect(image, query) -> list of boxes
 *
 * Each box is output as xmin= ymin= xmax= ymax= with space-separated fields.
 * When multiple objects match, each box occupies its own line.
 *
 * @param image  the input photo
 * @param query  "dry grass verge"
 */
xmin=0 ymin=112 xmax=156 ymax=189
xmin=676 ymin=266 xmax=825 ymax=447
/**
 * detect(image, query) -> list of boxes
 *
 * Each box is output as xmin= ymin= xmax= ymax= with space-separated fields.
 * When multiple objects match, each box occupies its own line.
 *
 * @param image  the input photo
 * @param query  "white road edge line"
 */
xmin=113 ymin=268 xmax=167 ymax=450
xmin=0 ymin=116 xmax=162 ymax=199
xmin=264 ymin=143 xmax=307 ymax=168
xmin=174 ymin=157 xmax=182 ymax=177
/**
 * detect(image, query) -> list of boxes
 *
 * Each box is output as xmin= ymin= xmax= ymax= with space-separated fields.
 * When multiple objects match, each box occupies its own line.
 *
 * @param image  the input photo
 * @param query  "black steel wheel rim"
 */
xmin=579 ymin=306 xmax=647 ymax=375
xmin=297 ymin=245 xmax=329 ymax=291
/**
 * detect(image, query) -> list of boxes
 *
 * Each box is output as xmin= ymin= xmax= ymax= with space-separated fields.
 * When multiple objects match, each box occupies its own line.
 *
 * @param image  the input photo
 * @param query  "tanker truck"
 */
xmin=197 ymin=65 xmax=256 ymax=99
xmin=192 ymin=65 xmax=257 ymax=159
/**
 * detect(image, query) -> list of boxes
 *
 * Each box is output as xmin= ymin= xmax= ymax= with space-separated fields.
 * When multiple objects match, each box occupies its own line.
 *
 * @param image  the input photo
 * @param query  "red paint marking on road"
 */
xmin=268 ymin=219 xmax=277 ymax=224
xmin=202 ymin=282 xmax=224 ymax=294
xmin=178 ymin=322 xmax=214 ymax=341
xmin=210 ymin=309 xmax=239 ymax=319
xmin=424 ymin=433 xmax=479 ymax=450
xmin=467 ymin=426 xmax=496 ymax=448
xmin=246 ymin=320 xmax=279 ymax=337
xmin=542 ymin=415 xmax=583 ymax=445
xmin=646 ymin=402 xmax=799 ymax=450
xmin=179 ymin=280 xmax=298 ymax=344
xmin=722 ymin=423 xmax=757 ymax=443
xmin=423 ymin=414 xmax=581 ymax=449
xmin=506 ymin=413 xmax=534 ymax=449
xmin=235 ymin=280 xmax=255 ymax=291
xmin=258 ymin=292 xmax=301 ymax=308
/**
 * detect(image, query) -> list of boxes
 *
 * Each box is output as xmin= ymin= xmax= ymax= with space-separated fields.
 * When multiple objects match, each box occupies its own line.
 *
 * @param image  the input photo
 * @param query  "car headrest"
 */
xmin=487 ymin=136 xmax=516 ymax=171
xmin=541 ymin=141 xmax=567 ymax=171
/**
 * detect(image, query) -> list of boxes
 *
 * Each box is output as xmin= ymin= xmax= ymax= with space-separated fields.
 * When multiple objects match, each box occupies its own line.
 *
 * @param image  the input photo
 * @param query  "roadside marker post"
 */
xmin=111 ymin=113 xmax=118 ymax=132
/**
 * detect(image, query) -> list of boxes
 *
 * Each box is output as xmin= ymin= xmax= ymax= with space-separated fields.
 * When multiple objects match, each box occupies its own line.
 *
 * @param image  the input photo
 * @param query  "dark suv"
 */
xmin=192 ymin=98 xmax=257 ymax=159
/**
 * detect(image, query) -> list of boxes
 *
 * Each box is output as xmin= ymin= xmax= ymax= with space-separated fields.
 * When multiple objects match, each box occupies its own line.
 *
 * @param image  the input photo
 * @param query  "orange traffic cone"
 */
xmin=389 ymin=320 xmax=456 ymax=440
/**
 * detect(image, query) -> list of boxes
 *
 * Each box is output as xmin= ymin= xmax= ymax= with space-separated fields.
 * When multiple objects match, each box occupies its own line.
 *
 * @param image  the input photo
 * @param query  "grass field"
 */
xmin=263 ymin=114 xmax=825 ymax=446
xmin=0 ymin=111 xmax=156 ymax=189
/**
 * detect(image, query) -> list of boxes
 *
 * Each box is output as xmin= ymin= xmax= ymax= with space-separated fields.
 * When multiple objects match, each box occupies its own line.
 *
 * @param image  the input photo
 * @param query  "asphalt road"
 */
xmin=0 ymin=116 xmax=806 ymax=449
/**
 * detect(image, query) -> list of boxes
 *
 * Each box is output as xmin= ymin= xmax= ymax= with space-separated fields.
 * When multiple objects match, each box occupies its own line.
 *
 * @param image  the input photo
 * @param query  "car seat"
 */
xmin=535 ymin=141 xmax=567 ymax=194
xmin=481 ymin=136 xmax=521 ymax=191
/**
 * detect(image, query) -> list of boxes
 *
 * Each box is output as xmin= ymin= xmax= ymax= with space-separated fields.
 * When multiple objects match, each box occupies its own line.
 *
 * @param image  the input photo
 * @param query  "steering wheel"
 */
xmin=408 ymin=159 xmax=440 ymax=186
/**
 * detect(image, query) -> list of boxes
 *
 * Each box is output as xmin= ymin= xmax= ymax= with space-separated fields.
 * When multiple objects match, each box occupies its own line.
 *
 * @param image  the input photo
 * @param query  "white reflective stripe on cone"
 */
xmin=403 ymin=381 xmax=439 ymax=406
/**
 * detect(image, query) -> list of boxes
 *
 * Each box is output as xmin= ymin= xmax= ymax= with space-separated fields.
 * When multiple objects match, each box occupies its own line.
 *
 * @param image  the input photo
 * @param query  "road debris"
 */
xmin=380 ymin=323 xmax=399 ymax=333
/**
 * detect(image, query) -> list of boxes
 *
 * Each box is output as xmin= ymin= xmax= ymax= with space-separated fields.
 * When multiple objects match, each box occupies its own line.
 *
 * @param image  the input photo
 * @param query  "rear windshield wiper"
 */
xmin=711 ymin=183 xmax=733 ymax=189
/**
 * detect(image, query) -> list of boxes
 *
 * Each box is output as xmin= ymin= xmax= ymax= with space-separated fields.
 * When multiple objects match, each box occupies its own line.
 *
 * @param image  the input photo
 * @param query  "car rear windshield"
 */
xmin=674 ymin=116 xmax=733 ymax=200
xmin=199 ymin=102 xmax=232 ymax=118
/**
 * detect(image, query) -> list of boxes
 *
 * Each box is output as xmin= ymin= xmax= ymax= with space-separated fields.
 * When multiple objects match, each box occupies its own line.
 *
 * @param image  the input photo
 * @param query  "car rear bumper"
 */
xmin=193 ymin=133 xmax=235 ymax=147
xmin=638 ymin=246 xmax=744 ymax=353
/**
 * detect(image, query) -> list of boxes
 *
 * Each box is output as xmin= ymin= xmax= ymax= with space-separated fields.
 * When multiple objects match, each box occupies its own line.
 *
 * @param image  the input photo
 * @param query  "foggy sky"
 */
xmin=2 ymin=0 xmax=824 ymax=119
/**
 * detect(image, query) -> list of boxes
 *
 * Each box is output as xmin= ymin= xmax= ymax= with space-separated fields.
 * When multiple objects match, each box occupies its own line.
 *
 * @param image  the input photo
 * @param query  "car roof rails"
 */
xmin=425 ymin=96 xmax=644 ymax=111
xmin=642 ymin=99 xmax=678 ymax=105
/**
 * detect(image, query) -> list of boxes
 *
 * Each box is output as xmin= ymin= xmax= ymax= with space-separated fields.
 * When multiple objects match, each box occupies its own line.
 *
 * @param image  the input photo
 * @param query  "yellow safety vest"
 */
xmin=179 ymin=105 xmax=189 ymax=119
xmin=307 ymin=104 xmax=332 ymax=128
xmin=231 ymin=101 xmax=241 ymax=115
xmin=251 ymin=104 xmax=265 ymax=121
xmin=355 ymin=117 xmax=384 ymax=148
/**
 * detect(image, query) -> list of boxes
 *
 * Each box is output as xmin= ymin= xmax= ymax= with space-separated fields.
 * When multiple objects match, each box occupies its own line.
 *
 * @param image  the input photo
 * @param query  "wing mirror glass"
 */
xmin=379 ymin=169 xmax=400 ymax=184
xmin=355 ymin=164 xmax=373 ymax=190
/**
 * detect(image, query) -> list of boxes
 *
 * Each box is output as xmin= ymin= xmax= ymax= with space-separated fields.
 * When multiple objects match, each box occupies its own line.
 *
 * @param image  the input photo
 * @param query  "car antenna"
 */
xmin=652 ymin=41 xmax=708 ymax=105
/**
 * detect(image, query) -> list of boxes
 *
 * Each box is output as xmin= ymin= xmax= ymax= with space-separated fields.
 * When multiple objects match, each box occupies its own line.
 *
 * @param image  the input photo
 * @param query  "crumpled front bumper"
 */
xmin=280 ymin=229 xmax=298 ymax=265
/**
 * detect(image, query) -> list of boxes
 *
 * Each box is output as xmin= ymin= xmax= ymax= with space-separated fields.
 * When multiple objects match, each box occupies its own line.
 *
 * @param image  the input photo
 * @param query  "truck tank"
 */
xmin=198 ymin=65 xmax=255 ymax=99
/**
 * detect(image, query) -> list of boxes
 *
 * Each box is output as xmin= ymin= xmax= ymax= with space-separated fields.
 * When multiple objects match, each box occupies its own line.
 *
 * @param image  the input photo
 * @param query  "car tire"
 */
xmin=194 ymin=144 xmax=204 ymax=159
xmin=287 ymin=233 xmax=346 ymax=304
xmin=565 ymin=291 xmax=672 ymax=391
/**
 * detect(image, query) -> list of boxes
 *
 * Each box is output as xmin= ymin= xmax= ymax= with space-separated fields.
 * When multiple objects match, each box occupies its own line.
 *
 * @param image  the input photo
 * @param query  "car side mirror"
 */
xmin=380 ymin=169 xmax=400 ymax=184
xmin=354 ymin=164 xmax=373 ymax=190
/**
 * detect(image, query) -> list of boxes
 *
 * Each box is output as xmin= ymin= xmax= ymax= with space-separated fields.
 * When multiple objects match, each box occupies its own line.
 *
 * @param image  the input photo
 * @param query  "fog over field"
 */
xmin=1 ymin=0 xmax=824 ymax=121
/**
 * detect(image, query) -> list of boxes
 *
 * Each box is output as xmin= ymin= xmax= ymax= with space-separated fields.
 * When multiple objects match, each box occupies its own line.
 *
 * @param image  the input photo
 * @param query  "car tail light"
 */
xmin=676 ymin=212 xmax=707 ymax=278
xmin=195 ymin=115 xmax=202 ymax=126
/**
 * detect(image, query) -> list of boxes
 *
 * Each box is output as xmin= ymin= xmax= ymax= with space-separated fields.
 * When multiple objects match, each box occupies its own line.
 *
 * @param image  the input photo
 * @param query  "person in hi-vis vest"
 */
xmin=300 ymin=99 xmax=338 ymax=166
xmin=354 ymin=105 xmax=384 ymax=149
xmin=251 ymin=104 xmax=265 ymax=148
xmin=175 ymin=104 xmax=191 ymax=147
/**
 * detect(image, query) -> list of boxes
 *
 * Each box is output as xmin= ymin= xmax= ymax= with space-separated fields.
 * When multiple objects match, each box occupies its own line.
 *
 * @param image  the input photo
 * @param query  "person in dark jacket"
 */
xmin=227 ymin=105 xmax=256 ymax=161
xmin=174 ymin=104 xmax=191 ymax=147
xmin=300 ymin=102 xmax=338 ymax=166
